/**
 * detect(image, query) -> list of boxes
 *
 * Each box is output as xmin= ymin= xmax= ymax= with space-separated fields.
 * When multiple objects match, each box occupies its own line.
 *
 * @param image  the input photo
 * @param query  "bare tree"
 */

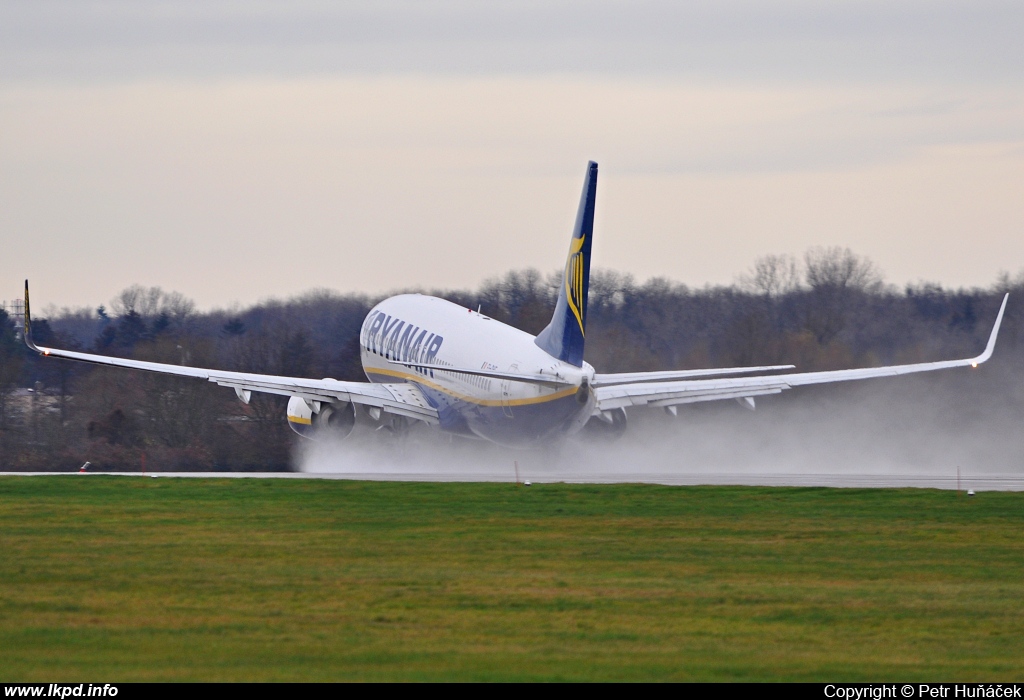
xmin=738 ymin=254 xmax=802 ymax=298
xmin=110 ymin=286 xmax=196 ymax=328
xmin=476 ymin=269 xmax=556 ymax=334
xmin=804 ymin=247 xmax=882 ymax=294
xmin=803 ymin=247 xmax=883 ymax=344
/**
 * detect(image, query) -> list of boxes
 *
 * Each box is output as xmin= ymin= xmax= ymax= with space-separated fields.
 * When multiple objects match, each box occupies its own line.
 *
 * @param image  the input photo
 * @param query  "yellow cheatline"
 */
xmin=287 ymin=415 xmax=312 ymax=425
xmin=365 ymin=367 xmax=578 ymax=407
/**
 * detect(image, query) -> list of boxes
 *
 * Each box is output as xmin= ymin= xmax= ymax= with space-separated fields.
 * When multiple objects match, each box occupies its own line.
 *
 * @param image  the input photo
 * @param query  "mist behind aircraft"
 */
xmin=299 ymin=357 xmax=1024 ymax=489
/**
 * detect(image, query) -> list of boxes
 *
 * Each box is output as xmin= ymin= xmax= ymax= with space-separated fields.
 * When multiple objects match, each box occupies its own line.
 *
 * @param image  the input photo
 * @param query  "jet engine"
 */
xmin=286 ymin=396 xmax=356 ymax=440
xmin=581 ymin=407 xmax=627 ymax=440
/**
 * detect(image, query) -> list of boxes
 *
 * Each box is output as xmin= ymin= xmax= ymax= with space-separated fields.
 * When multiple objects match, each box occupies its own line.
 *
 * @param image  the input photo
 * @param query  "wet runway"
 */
xmin=4 ymin=470 xmax=1024 ymax=491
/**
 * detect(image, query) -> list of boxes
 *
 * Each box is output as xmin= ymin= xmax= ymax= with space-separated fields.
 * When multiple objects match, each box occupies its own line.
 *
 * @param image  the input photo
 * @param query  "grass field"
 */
xmin=1 ymin=476 xmax=1023 ymax=681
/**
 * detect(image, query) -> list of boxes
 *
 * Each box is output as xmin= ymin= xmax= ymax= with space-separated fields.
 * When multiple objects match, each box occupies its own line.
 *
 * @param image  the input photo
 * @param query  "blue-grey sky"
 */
xmin=2 ymin=1 xmax=1023 ymax=309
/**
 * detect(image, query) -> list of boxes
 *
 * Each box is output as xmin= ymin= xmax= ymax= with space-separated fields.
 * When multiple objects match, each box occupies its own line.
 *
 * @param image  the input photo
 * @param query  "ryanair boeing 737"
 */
xmin=23 ymin=162 xmax=1008 ymax=448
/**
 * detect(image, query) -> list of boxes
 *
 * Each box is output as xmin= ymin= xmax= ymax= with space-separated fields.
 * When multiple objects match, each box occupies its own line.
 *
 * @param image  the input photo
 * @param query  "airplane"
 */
xmin=23 ymin=161 xmax=1008 ymax=448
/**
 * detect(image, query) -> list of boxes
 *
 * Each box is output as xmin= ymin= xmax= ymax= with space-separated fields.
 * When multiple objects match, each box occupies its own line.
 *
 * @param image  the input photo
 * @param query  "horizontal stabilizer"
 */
xmin=396 ymin=361 xmax=574 ymax=388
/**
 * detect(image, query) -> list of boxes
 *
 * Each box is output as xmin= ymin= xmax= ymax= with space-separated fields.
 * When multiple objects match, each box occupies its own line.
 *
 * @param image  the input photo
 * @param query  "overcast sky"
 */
xmin=2 ymin=1 xmax=1022 ymax=310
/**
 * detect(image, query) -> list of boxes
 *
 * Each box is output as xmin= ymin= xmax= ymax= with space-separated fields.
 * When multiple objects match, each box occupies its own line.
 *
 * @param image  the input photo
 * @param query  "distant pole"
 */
xmin=957 ymin=466 xmax=961 ymax=495
xmin=142 ymin=452 xmax=146 ymax=475
xmin=514 ymin=460 xmax=520 ymax=485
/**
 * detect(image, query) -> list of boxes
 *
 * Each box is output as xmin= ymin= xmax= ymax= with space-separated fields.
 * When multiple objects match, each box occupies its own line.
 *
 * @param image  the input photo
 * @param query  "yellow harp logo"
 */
xmin=565 ymin=234 xmax=586 ymax=336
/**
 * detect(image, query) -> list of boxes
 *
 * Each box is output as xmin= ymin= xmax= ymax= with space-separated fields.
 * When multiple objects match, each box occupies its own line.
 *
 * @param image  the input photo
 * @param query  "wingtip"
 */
xmin=22 ymin=279 xmax=39 ymax=352
xmin=975 ymin=293 xmax=1008 ymax=364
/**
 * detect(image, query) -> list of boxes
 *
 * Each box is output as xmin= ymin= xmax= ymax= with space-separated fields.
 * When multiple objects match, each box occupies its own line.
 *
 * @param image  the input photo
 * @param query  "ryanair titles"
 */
xmin=361 ymin=310 xmax=444 ymax=374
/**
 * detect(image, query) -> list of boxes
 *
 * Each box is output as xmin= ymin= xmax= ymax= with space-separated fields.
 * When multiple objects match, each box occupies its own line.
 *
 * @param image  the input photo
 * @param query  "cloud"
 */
xmin=2 ymin=3 xmax=1021 ymax=307
xmin=1 ymin=1 xmax=1022 ymax=83
xmin=2 ymin=76 xmax=1022 ymax=309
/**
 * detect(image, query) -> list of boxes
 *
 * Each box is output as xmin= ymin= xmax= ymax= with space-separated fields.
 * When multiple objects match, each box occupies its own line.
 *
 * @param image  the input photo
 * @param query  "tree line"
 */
xmin=1 ymin=247 xmax=1021 ymax=471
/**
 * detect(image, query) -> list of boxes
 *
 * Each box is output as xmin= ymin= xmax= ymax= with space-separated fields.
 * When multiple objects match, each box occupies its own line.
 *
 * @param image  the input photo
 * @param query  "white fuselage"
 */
xmin=358 ymin=294 xmax=596 ymax=445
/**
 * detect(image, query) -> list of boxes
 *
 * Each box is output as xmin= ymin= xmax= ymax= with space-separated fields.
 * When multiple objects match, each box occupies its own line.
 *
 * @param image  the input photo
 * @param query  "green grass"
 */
xmin=1 ymin=476 xmax=1023 ymax=681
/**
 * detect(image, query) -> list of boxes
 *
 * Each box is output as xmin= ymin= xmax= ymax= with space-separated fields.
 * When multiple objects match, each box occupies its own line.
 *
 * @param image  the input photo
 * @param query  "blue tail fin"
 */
xmin=535 ymin=161 xmax=597 ymax=367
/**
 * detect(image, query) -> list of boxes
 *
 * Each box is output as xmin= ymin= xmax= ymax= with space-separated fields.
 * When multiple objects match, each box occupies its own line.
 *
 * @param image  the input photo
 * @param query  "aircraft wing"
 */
xmin=21 ymin=283 xmax=438 ymax=425
xmin=594 ymin=293 xmax=1008 ymax=412
xmin=592 ymin=364 xmax=795 ymax=386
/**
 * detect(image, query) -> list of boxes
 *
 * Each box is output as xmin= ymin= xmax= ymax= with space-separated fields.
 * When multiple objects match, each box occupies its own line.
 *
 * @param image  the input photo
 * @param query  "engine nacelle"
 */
xmin=580 ymin=407 xmax=628 ymax=440
xmin=286 ymin=397 xmax=356 ymax=440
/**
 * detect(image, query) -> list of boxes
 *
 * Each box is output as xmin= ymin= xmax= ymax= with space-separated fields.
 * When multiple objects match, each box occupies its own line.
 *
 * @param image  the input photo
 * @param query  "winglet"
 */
xmin=23 ymin=280 xmax=41 ymax=353
xmin=973 ymin=293 xmax=1008 ymax=365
